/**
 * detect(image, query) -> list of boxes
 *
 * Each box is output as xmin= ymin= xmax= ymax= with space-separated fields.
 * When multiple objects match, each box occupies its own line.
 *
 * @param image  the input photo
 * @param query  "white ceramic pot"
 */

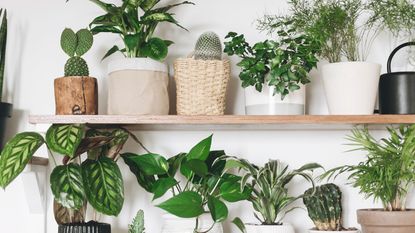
xmin=107 ymin=58 xmax=170 ymax=115
xmin=244 ymin=85 xmax=305 ymax=115
xmin=245 ymin=223 xmax=296 ymax=233
xmin=322 ymin=62 xmax=381 ymax=115
xmin=309 ymin=230 xmax=359 ymax=233
xmin=161 ymin=213 xmax=223 ymax=233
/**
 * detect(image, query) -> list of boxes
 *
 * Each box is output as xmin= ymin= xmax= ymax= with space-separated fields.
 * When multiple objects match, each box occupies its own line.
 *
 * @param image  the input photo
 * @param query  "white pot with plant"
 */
xmin=83 ymin=0 xmax=194 ymax=115
xmin=322 ymin=126 xmax=415 ymax=233
xmin=224 ymin=20 xmax=320 ymax=115
xmin=303 ymin=183 xmax=359 ymax=233
xmin=236 ymin=159 xmax=323 ymax=233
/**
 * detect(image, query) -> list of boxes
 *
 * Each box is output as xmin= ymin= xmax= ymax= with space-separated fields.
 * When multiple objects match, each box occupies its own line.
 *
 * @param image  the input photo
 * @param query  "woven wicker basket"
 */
xmin=174 ymin=58 xmax=231 ymax=115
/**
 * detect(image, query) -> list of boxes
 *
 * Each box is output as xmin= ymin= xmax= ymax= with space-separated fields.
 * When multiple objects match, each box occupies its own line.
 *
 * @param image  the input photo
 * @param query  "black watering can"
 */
xmin=379 ymin=42 xmax=415 ymax=114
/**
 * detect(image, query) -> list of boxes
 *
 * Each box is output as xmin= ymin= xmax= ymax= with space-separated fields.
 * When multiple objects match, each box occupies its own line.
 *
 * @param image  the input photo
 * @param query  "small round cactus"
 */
xmin=194 ymin=31 xmax=222 ymax=60
xmin=61 ymin=28 xmax=93 ymax=76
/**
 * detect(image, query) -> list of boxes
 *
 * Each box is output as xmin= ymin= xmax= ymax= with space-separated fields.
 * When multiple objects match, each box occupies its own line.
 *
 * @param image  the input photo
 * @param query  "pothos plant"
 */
xmin=122 ymin=135 xmax=250 ymax=233
xmin=224 ymin=20 xmax=320 ymax=99
xmin=67 ymin=0 xmax=194 ymax=61
xmin=0 ymin=124 xmax=144 ymax=224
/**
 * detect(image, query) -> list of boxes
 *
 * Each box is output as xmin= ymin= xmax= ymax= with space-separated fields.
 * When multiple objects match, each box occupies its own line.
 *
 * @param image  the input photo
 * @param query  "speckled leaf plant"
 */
xmin=0 ymin=124 xmax=142 ymax=224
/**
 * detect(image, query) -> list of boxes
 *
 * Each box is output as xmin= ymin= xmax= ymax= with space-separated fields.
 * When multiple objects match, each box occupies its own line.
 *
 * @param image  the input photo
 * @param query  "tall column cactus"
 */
xmin=303 ymin=183 xmax=343 ymax=231
xmin=194 ymin=31 xmax=222 ymax=60
xmin=0 ymin=9 xmax=7 ymax=102
xmin=61 ymin=28 xmax=93 ymax=77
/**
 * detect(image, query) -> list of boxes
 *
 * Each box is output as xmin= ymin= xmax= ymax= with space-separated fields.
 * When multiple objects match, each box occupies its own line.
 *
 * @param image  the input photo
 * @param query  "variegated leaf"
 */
xmin=46 ymin=124 xmax=84 ymax=157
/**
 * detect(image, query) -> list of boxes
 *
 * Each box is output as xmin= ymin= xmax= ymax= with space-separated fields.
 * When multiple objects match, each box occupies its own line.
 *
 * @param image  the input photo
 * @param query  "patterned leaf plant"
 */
xmin=0 ymin=124 xmax=140 ymax=224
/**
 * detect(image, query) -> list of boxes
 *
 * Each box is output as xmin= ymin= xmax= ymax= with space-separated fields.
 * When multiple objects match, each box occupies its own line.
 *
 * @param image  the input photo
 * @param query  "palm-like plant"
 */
xmin=67 ymin=0 xmax=194 ymax=61
xmin=322 ymin=126 xmax=415 ymax=211
xmin=238 ymin=159 xmax=322 ymax=225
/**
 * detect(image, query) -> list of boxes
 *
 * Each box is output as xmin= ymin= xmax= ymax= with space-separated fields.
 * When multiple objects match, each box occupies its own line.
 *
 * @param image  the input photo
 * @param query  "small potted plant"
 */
xmin=322 ymin=126 xmax=415 ymax=233
xmin=303 ymin=183 xmax=358 ymax=233
xmin=0 ymin=8 xmax=12 ymax=148
xmin=224 ymin=20 xmax=320 ymax=115
xmin=67 ymin=0 xmax=194 ymax=115
xmin=129 ymin=210 xmax=145 ymax=233
xmin=0 ymin=124 xmax=144 ymax=232
xmin=55 ymin=28 xmax=98 ymax=115
xmin=236 ymin=159 xmax=322 ymax=233
xmin=122 ymin=135 xmax=249 ymax=233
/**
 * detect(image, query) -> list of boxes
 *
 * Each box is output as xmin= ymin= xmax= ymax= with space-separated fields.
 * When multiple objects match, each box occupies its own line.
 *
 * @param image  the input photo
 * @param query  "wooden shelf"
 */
xmin=29 ymin=115 xmax=415 ymax=130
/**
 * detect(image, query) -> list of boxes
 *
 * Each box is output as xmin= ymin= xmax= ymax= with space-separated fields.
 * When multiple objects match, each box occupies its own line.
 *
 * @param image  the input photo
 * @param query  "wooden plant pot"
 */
xmin=58 ymin=221 xmax=110 ymax=233
xmin=357 ymin=209 xmax=415 ymax=233
xmin=54 ymin=76 xmax=98 ymax=115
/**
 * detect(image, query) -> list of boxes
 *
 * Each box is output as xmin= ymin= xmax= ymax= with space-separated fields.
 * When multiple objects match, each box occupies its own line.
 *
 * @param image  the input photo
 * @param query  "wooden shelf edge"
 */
xmin=29 ymin=156 xmax=49 ymax=166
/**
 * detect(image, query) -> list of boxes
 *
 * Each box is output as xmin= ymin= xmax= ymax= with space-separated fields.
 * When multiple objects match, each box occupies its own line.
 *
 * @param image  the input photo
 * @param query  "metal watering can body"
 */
xmin=379 ymin=42 xmax=415 ymax=114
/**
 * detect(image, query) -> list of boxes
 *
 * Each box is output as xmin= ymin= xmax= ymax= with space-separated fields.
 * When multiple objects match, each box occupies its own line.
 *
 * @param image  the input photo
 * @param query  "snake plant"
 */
xmin=0 ymin=9 xmax=7 ymax=102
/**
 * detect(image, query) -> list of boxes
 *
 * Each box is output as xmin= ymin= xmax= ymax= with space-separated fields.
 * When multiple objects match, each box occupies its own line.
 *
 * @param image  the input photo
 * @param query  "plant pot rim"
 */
xmin=309 ymin=227 xmax=359 ymax=232
xmin=324 ymin=61 xmax=381 ymax=67
xmin=55 ymin=76 xmax=96 ymax=80
xmin=357 ymin=208 xmax=415 ymax=212
xmin=59 ymin=220 xmax=110 ymax=227
xmin=107 ymin=57 xmax=168 ymax=74
xmin=381 ymin=71 xmax=415 ymax=76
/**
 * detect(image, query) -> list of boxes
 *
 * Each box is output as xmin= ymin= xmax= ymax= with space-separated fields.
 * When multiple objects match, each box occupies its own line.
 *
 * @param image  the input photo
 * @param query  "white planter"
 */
xmin=245 ymin=223 xmax=296 ymax=233
xmin=322 ymin=62 xmax=381 ymax=115
xmin=244 ymin=85 xmax=305 ymax=115
xmin=309 ymin=230 xmax=359 ymax=233
xmin=161 ymin=213 xmax=223 ymax=233
xmin=107 ymin=58 xmax=170 ymax=115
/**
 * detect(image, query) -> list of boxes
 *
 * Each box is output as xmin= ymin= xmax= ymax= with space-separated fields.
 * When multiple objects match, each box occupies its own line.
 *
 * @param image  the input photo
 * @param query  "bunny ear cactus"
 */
xmin=61 ymin=28 xmax=93 ymax=76
xmin=303 ymin=183 xmax=343 ymax=231
xmin=194 ymin=31 xmax=222 ymax=60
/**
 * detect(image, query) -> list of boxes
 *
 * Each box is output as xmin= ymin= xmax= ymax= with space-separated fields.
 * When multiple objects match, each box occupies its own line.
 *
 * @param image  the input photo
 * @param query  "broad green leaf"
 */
xmin=207 ymin=196 xmax=228 ymax=223
xmin=0 ymin=132 xmax=44 ymax=188
xmin=142 ymin=12 xmax=175 ymax=23
xmin=187 ymin=135 xmax=212 ymax=161
xmin=46 ymin=124 xmax=84 ymax=158
xmin=82 ymin=157 xmax=124 ymax=216
xmin=152 ymin=177 xmax=178 ymax=200
xmin=224 ymin=159 xmax=244 ymax=170
xmin=183 ymin=159 xmax=208 ymax=177
xmin=122 ymin=153 xmax=156 ymax=192
xmin=124 ymin=153 xmax=169 ymax=175
xmin=140 ymin=0 xmax=160 ymax=11
xmin=167 ymin=153 xmax=186 ymax=177
xmin=50 ymin=164 xmax=85 ymax=210
xmin=142 ymin=37 xmax=168 ymax=61
xmin=157 ymin=191 xmax=204 ymax=218
xmin=75 ymin=29 xmax=93 ymax=56
xmin=124 ymin=33 xmax=140 ymax=52
xmin=90 ymin=25 xmax=122 ymax=35
xmin=220 ymin=181 xmax=251 ymax=202
xmin=60 ymin=28 xmax=77 ymax=57
xmin=206 ymin=150 xmax=226 ymax=176
xmin=232 ymin=217 xmax=246 ymax=233
xmin=102 ymin=45 xmax=121 ymax=61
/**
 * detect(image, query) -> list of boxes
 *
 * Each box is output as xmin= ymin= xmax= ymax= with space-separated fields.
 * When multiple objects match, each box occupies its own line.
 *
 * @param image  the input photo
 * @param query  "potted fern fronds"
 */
xmin=0 ymin=8 xmax=12 ymax=149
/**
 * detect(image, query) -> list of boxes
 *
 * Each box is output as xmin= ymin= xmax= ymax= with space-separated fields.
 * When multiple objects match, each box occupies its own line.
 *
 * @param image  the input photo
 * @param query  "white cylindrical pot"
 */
xmin=245 ymin=223 xmax=296 ymax=233
xmin=161 ymin=213 xmax=223 ymax=233
xmin=244 ymin=85 xmax=305 ymax=115
xmin=322 ymin=62 xmax=381 ymax=115
xmin=309 ymin=230 xmax=359 ymax=233
xmin=107 ymin=58 xmax=170 ymax=115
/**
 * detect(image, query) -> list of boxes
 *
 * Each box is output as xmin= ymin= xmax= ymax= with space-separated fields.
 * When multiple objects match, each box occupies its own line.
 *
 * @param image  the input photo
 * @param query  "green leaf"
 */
xmin=187 ymin=135 xmax=212 ymax=161
xmin=124 ymin=33 xmax=140 ymax=52
xmin=90 ymin=25 xmax=122 ymax=35
xmin=152 ymin=177 xmax=178 ymax=200
xmin=46 ymin=124 xmax=84 ymax=158
xmin=167 ymin=153 xmax=186 ymax=177
xmin=102 ymin=45 xmax=121 ymax=61
xmin=82 ymin=157 xmax=124 ymax=216
xmin=232 ymin=217 xmax=246 ymax=233
xmin=60 ymin=28 xmax=77 ymax=57
xmin=207 ymin=196 xmax=228 ymax=223
xmin=140 ymin=0 xmax=160 ymax=11
xmin=183 ymin=159 xmax=208 ymax=177
xmin=220 ymin=181 xmax=251 ymax=202
xmin=125 ymin=153 xmax=169 ymax=175
xmin=157 ymin=191 xmax=204 ymax=218
xmin=75 ymin=29 xmax=93 ymax=56
xmin=142 ymin=12 xmax=175 ymax=23
xmin=0 ymin=132 xmax=44 ymax=188
xmin=142 ymin=37 xmax=168 ymax=61
xmin=50 ymin=164 xmax=85 ymax=210
xmin=122 ymin=153 xmax=157 ymax=192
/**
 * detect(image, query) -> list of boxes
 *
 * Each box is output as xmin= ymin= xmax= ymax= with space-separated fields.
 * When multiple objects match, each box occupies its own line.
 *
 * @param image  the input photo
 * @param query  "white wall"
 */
xmin=0 ymin=1 xmax=414 ymax=233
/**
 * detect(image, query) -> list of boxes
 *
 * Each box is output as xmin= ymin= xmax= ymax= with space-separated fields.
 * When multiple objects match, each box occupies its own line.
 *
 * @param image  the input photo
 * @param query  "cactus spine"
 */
xmin=194 ymin=31 xmax=222 ymax=60
xmin=61 ymin=28 xmax=93 ymax=76
xmin=303 ymin=183 xmax=343 ymax=231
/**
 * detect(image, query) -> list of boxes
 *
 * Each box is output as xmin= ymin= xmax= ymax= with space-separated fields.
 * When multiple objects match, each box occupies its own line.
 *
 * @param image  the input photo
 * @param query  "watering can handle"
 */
xmin=387 ymin=41 xmax=415 ymax=73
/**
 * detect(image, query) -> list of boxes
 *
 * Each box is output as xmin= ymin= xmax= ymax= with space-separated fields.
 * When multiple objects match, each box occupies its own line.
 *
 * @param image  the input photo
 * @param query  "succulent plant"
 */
xmin=194 ymin=31 xmax=222 ymax=60
xmin=128 ymin=210 xmax=145 ymax=233
xmin=60 ymin=28 xmax=93 ymax=76
xmin=303 ymin=183 xmax=343 ymax=231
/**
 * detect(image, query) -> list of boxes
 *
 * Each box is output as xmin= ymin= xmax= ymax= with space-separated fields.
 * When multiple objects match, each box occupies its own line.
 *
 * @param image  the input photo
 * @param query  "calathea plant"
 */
xmin=224 ymin=20 xmax=320 ymax=99
xmin=122 ymin=135 xmax=250 ymax=233
xmin=67 ymin=0 xmax=194 ymax=61
xmin=0 ymin=124 xmax=140 ymax=225
xmin=61 ymin=28 xmax=93 ymax=76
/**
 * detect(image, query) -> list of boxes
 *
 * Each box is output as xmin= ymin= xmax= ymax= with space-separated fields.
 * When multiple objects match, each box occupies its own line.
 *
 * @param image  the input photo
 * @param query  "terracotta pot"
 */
xmin=245 ymin=223 xmax=295 ymax=233
xmin=54 ymin=76 xmax=98 ymax=115
xmin=357 ymin=209 xmax=415 ymax=233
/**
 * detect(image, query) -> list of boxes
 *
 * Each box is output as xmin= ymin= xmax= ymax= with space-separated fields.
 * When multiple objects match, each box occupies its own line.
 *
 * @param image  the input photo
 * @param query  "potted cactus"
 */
xmin=55 ymin=28 xmax=98 ymax=115
xmin=174 ymin=31 xmax=231 ymax=115
xmin=0 ymin=124 xmax=146 ymax=233
xmin=66 ymin=0 xmax=193 ymax=115
xmin=303 ymin=183 xmax=358 ymax=233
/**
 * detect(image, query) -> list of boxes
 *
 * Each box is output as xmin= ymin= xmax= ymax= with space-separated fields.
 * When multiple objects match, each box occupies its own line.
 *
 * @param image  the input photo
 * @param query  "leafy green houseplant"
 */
xmin=0 ymin=8 xmax=12 ymax=149
xmin=0 ymin=124 xmax=138 ymax=233
xmin=235 ymin=159 xmax=322 ymax=233
xmin=129 ymin=210 xmax=145 ymax=233
xmin=54 ymin=28 xmax=98 ymax=115
xmin=322 ymin=126 xmax=415 ymax=233
xmin=122 ymin=135 xmax=249 ymax=233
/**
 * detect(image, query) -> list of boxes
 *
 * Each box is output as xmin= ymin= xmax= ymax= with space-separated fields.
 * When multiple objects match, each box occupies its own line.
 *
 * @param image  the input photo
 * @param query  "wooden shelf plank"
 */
xmin=29 ymin=156 xmax=49 ymax=166
xmin=28 ymin=115 xmax=415 ymax=130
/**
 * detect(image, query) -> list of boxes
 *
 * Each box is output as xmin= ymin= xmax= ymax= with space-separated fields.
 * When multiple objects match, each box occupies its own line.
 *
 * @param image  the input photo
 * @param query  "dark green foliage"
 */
xmin=0 ymin=9 xmax=7 ymax=102
xmin=303 ymin=183 xmax=343 ymax=231
xmin=224 ymin=20 xmax=320 ymax=99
